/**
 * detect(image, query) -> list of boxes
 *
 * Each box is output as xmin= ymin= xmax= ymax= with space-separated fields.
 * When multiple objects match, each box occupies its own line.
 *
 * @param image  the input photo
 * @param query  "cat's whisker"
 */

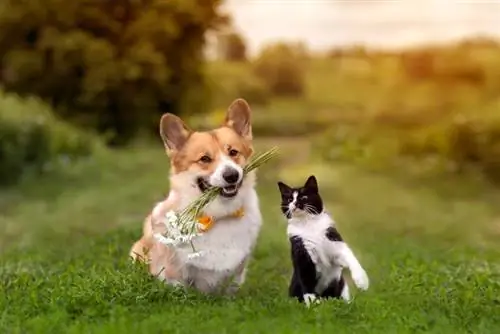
xmin=303 ymin=204 xmax=318 ymax=215
xmin=283 ymin=206 xmax=293 ymax=217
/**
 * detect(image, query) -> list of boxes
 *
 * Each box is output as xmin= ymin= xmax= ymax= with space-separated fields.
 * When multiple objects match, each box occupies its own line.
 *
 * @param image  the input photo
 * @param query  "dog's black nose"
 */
xmin=222 ymin=168 xmax=240 ymax=184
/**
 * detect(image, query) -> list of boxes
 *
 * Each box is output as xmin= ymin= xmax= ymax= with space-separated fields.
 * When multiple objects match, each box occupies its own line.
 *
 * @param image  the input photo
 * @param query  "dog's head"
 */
xmin=160 ymin=98 xmax=254 ymax=199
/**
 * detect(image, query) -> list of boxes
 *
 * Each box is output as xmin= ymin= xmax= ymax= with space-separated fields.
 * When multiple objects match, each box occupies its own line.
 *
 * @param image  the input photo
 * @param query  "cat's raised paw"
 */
xmin=303 ymin=293 xmax=321 ymax=308
xmin=351 ymin=268 xmax=370 ymax=291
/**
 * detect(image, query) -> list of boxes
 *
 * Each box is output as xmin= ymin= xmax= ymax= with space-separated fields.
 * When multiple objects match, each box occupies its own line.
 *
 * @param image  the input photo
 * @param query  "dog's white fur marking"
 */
xmin=208 ymin=153 xmax=244 ymax=188
xmin=288 ymin=212 xmax=369 ymax=294
xmin=159 ymin=169 xmax=261 ymax=293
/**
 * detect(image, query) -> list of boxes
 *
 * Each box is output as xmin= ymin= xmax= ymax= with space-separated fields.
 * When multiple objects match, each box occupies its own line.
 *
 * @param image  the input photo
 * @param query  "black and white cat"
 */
xmin=277 ymin=175 xmax=369 ymax=307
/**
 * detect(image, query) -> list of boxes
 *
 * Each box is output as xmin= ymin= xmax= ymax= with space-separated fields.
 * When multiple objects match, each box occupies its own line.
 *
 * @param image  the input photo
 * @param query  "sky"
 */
xmin=221 ymin=0 xmax=500 ymax=55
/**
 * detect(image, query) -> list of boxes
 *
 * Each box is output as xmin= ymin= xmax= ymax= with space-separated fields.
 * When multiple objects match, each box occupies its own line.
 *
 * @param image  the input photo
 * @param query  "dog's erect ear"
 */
xmin=304 ymin=175 xmax=318 ymax=193
xmin=159 ymin=113 xmax=192 ymax=154
xmin=277 ymin=181 xmax=292 ymax=196
xmin=225 ymin=98 xmax=252 ymax=140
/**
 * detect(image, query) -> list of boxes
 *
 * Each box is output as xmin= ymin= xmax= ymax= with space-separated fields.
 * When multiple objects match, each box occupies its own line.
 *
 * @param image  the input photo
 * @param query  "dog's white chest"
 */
xmin=182 ymin=210 xmax=261 ymax=270
xmin=173 ymin=189 xmax=262 ymax=288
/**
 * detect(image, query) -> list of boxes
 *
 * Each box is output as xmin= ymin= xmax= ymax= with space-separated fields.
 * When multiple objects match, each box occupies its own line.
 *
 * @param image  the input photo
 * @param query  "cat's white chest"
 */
xmin=297 ymin=231 xmax=332 ymax=267
xmin=287 ymin=214 xmax=338 ymax=267
xmin=287 ymin=213 xmax=344 ymax=294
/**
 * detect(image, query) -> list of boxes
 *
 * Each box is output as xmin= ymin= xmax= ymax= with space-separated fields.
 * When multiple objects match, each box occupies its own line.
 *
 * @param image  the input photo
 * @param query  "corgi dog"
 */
xmin=130 ymin=98 xmax=262 ymax=294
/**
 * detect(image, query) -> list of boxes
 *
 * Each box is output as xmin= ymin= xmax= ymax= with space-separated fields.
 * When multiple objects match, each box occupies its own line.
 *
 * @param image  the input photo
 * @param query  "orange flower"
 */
xmin=196 ymin=208 xmax=245 ymax=233
xmin=197 ymin=216 xmax=213 ymax=232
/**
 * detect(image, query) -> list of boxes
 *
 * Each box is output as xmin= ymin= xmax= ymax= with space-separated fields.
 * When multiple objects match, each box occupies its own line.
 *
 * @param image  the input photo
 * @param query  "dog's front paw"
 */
xmin=351 ymin=268 xmax=369 ymax=291
xmin=303 ymin=293 xmax=321 ymax=308
xmin=224 ymin=281 xmax=242 ymax=296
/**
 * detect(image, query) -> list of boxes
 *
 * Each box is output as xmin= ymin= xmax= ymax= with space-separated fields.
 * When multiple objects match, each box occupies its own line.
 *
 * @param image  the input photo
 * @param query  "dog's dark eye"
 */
xmin=199 ymin=155 xmax=212 ymax=163
xmin=228 ymin=149 xmax=239 ymax=157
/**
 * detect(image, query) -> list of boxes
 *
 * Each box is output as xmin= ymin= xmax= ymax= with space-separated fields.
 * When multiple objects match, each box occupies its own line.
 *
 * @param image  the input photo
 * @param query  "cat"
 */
xmin=277 ymin=175 xmax=369 ymax=307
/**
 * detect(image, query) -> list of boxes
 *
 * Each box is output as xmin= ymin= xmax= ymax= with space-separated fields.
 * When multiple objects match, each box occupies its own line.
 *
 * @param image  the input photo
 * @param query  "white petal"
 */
xmin=153 ymin=233 xmax=176 ymax=245
xmin=187 ymin=252 xmax=204 ymax=259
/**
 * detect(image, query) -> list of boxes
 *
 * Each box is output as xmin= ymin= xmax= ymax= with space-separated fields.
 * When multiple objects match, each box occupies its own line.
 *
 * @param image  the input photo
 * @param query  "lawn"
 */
xmin=1 ymin=138 xmax=499 ymax=333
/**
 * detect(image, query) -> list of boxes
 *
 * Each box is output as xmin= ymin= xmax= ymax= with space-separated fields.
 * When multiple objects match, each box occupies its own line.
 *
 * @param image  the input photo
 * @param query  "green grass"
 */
xmin=1 ymin=139 xmax=500 ymax=333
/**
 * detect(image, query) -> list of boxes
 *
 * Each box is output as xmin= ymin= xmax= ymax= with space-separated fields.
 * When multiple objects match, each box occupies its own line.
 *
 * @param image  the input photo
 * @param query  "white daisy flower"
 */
xmin=187 ymin=251 xmax=204 ymax=260
xmin=154 ymin=233 xmax=177 ymax=246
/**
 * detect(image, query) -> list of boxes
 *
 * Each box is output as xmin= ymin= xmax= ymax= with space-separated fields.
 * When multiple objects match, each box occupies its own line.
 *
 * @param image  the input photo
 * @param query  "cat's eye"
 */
xmin=199 ymin=155 xmax=212 ymax=163
xmin=301 ymin=195 xmax=308 ymax=200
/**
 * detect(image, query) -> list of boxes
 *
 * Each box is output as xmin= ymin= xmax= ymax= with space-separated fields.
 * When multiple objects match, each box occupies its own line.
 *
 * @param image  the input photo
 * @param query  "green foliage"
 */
xmin=444 ymin=116 xmax=500 ymax=181
xmin=206 ymin=61 xmax=270 ymax=108
xmin=316 ymin=114 xmax=500 ymax=182
xmin=0 ymin=0 xmax=226 ymax=145
xmin=233 ymin=75 xmax=271 ymax=106
xmin=0 ymin=91 xmax=102 ymax=186
xmin=219 ymin=31 xmax=247 ymax=62
xmin=252 ymin=42 xmax=307 ymax=96
xmin=305 ymin=38 xmax=500 ymax=182
xmin=400 ymin=38 xmax=500 ymax=86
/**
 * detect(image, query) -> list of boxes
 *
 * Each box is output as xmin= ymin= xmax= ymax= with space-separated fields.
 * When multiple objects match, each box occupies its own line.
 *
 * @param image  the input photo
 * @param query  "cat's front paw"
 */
xmin=351 ymin=268 xmax=369 ymax=291
xmin=303 ymin=293 xmax=321 ymax=308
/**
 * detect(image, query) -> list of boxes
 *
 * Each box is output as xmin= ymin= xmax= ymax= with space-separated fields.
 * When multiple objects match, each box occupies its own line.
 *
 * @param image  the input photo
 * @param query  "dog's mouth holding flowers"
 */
xmin=197 ymin=177 xmax=242 ymax=198
xmin=195 ymin=151 xmax=245 ymax=198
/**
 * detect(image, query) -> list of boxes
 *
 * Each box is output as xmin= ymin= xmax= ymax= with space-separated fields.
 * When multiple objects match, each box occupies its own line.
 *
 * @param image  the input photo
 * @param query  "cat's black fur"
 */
xmin=288 ymin=236 xmax=346 ymax=303
xmin=277 ymin=175 xmax=347 ymax=304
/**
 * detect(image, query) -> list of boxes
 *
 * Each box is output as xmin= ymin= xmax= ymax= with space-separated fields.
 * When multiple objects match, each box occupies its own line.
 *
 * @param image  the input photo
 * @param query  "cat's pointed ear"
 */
xmin=277 ymin=181 xmax=292 ymax=195
xmin=304 ymin=175 xmax=318 ymax=192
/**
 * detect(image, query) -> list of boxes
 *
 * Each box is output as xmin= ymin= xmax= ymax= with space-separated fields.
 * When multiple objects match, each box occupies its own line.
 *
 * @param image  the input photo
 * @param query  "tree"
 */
xmin=219 ymin=31 xmax=247 ymax=62
xmin=252 ymin=42 xmax=308 ymax=96
xmin=0 ymin=0 xmax=227 ymax=145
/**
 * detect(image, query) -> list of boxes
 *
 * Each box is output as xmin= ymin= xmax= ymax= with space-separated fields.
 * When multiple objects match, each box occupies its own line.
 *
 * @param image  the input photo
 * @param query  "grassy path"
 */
xmin=1 ymin=142 xmax=499 ymax=333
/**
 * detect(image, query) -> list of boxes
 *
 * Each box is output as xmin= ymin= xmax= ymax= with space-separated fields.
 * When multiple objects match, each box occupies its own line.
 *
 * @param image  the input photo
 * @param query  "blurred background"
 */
xmin=2 ymin=2 xmax=500 ymax=330
xmin=1 ymin=0 xmax=500 ymax=186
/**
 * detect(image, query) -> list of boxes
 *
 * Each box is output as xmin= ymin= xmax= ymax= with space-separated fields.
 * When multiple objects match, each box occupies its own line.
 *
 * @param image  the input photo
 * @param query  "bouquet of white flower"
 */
xmin=153 ymin=146 xmax=279 ymax=258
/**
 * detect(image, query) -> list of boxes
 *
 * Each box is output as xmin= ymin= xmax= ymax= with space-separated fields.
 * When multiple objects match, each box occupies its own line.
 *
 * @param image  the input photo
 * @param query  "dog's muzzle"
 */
xmin=197 ymin=168 xmax=243 ymax=198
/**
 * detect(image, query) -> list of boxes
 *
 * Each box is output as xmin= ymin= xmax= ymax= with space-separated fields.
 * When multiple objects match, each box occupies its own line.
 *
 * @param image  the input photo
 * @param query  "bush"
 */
xmin=446 ymin=116 xmax=500 ymax=180
xmin=314 ymin=113 xmax=500 ymax=183
xmin=0 ymin=92 xmax=103 ymax=186
xmin=252 ymin=43 xmax=307 ymax=96
xmin=207 ymin=61 xmax=271 ymax=108
xmin=219 ymin=32 xmax=247 ymax=62
xmin=233 ymin=76 xmax=270 ymax=106
xmin=0 ymin=0 xmax=226 ymax=145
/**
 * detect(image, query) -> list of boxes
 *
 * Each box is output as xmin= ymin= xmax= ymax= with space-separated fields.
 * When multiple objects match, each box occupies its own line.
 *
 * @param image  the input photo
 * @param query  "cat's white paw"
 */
xmin=341 ymin=285 xmax=352 ymax=303
xmin=303 ymin=293 xmax=321 ymax=308
xmin=351 ymin=268 xmax=369 ymax=290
